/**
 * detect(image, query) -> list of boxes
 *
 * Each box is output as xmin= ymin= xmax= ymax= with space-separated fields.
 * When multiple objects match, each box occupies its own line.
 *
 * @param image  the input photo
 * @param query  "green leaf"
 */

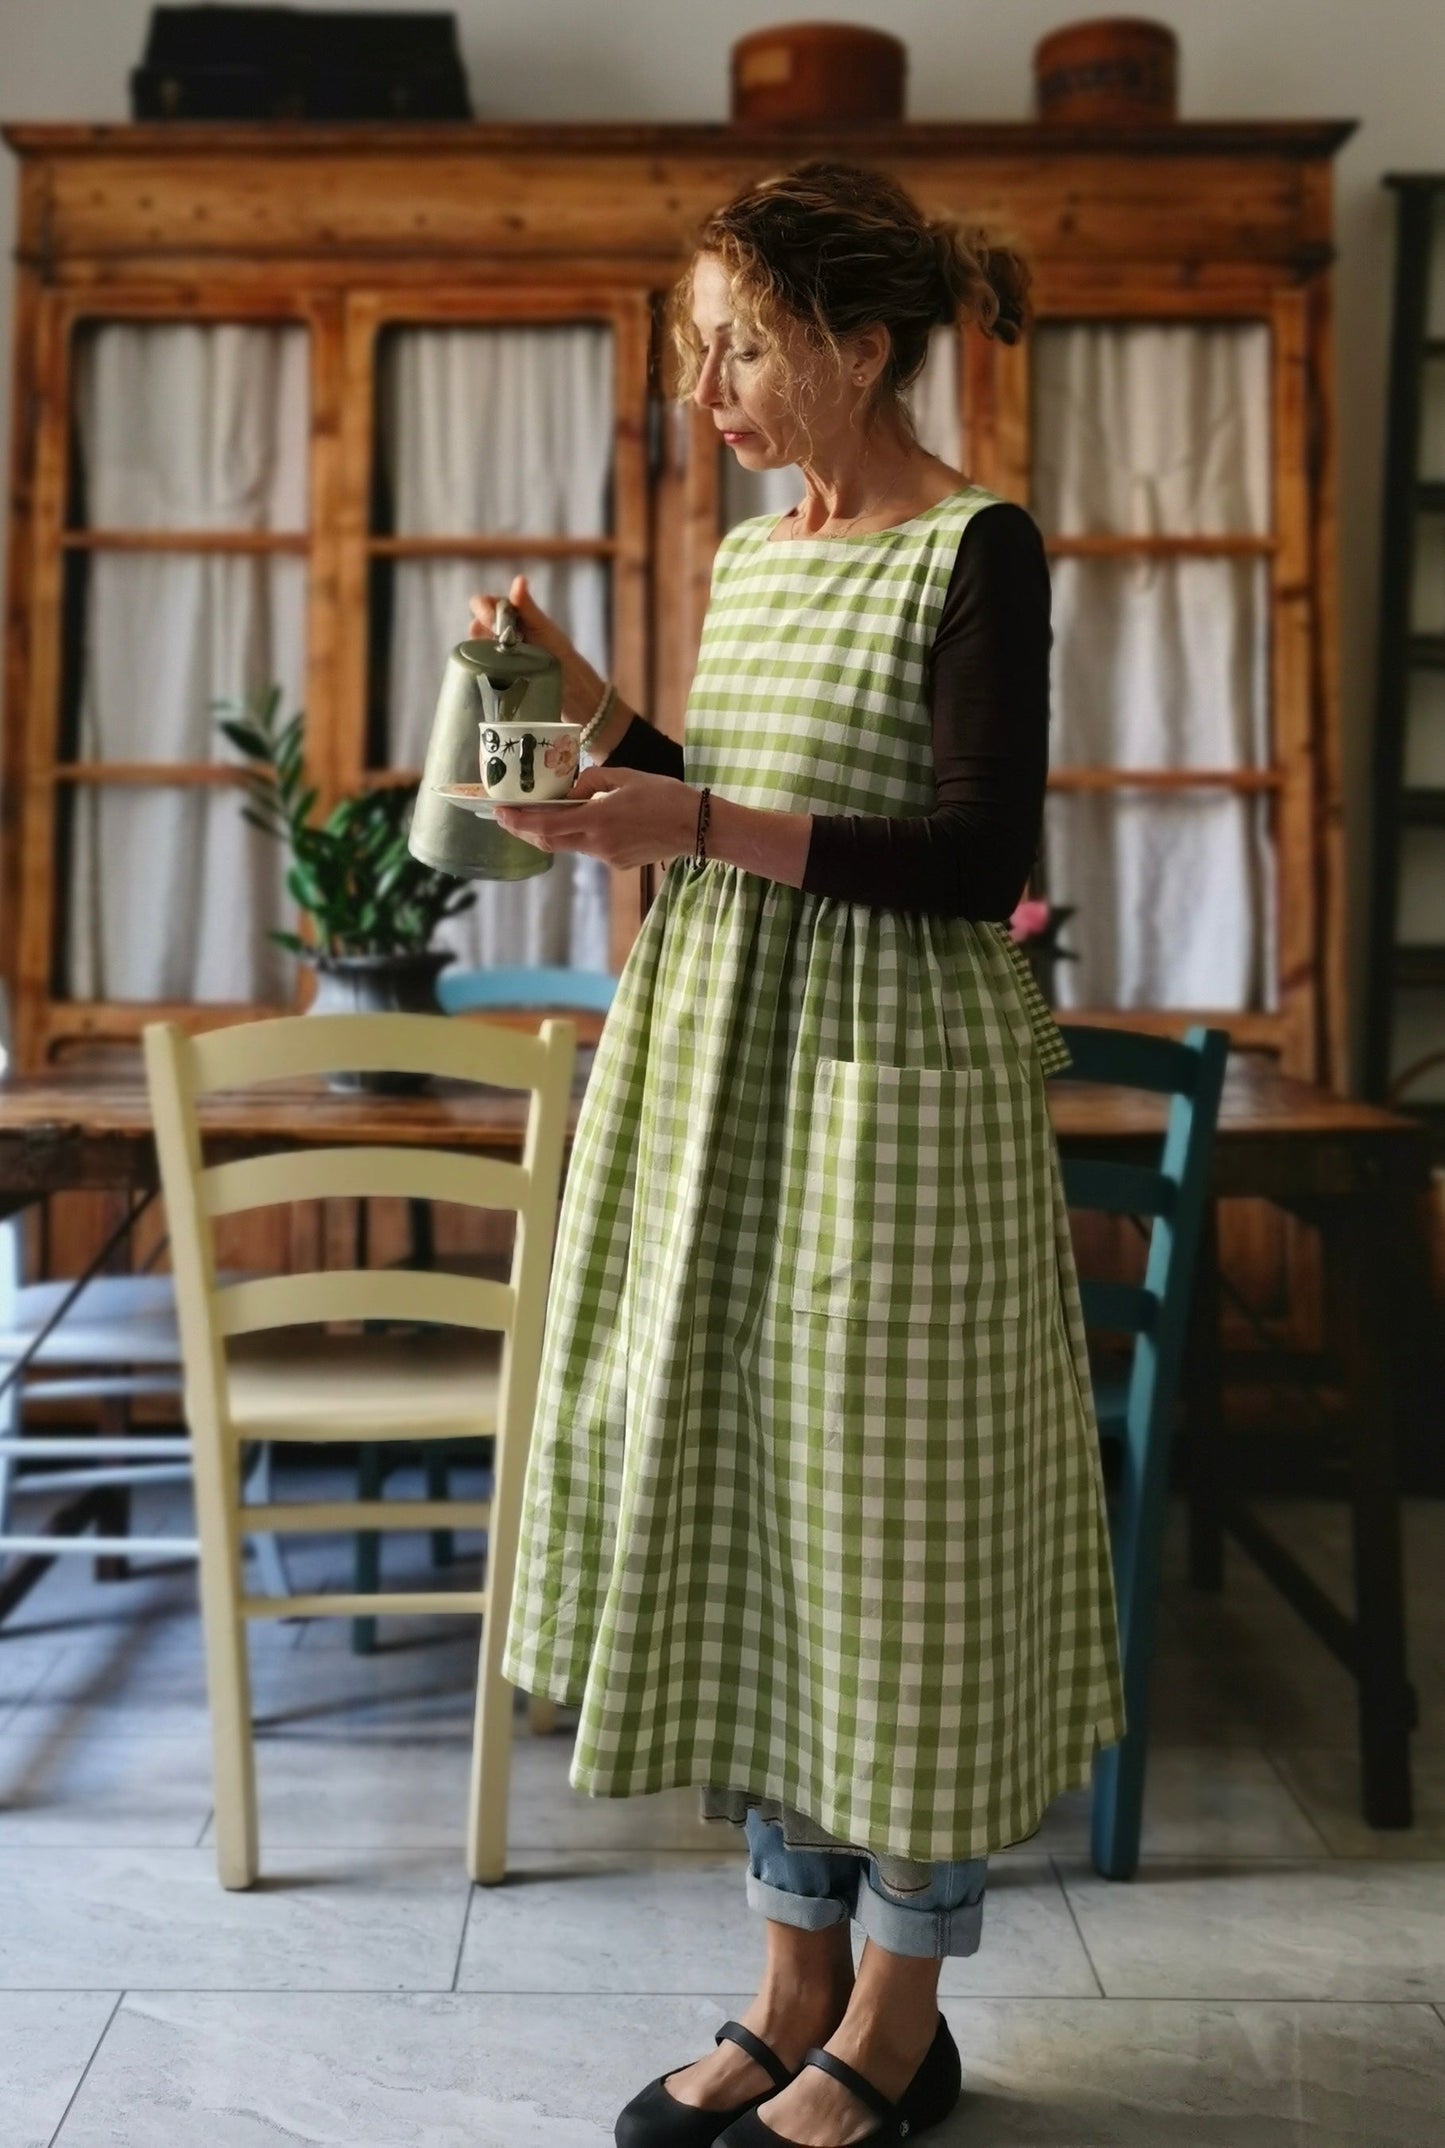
xmin=217 ymin=719 xmax=275 ymax=761
xmin=286 ymin=864 xmax=323 ymax=910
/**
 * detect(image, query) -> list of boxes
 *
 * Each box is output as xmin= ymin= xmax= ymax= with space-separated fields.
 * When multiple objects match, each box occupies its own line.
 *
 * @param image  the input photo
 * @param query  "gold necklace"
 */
xmin=786 ymin=450 xmax=915 ymax=539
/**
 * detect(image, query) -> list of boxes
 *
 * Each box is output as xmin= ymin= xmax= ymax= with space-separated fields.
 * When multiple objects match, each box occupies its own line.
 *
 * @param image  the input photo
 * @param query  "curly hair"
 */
xmin=666 ymin=158 xmax=1032 ymax=458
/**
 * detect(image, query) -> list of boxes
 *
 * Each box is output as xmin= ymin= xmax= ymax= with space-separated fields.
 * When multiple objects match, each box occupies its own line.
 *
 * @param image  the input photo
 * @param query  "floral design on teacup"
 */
xmin=480 ymin=727 xmax=578 ymax=798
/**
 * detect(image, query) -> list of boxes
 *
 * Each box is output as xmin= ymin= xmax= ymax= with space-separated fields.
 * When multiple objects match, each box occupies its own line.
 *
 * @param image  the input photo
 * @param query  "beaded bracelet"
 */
xmin=693 ymin=784 xmax=712 ymax=869
xmin=578 ymin=680 xmax=618 ymax=754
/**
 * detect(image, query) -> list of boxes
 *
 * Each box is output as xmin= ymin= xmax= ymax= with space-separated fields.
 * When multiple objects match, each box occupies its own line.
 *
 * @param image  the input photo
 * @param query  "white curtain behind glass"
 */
xmin=721 ymin=325 xmax=960 ymax=529
xmin=377 ymin=326 xmax=614 ymax=974
xmin=1032 ymin=323 xmax=1274 ymax=1011
xmin=65 ymin=324 xmax=304 ymax=1003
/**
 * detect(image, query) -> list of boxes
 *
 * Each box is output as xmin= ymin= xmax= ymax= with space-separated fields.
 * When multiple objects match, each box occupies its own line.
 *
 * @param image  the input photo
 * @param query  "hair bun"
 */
xmin=977 ymin=239 xmax=1031 ymax=345
xmin=927 ymin=218 xmax=1031 ymax=345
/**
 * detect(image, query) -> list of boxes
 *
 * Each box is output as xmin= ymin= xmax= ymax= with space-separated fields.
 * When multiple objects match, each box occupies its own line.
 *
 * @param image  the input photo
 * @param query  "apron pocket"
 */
xmin=784 ymin=1055 xmax=1046 ymax=1327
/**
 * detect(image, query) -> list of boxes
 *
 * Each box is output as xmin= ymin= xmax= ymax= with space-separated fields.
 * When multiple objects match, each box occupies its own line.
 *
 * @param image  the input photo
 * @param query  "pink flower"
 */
xmin=1009 ymin=897 xmax=1052 ymax=944
xmin=543 ymin=739 xmax=576 ymax=775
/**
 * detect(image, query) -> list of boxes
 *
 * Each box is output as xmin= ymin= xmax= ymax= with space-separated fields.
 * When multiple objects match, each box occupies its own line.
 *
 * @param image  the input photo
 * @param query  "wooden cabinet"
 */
xmin=3 ymin=118 xmax=1353 ymax=1094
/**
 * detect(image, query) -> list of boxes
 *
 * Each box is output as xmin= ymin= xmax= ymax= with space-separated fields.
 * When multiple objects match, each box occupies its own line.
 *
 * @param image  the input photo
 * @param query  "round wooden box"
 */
xmin=1033 ymin=17 xmax=1178 ymax=125
xmin=730 ymin=22 xmax=906 ymax=126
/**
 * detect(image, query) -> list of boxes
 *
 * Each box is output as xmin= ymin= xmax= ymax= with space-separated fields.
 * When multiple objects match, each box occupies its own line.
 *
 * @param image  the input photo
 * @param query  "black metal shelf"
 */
xmin=1394 ymin=944 xmax=1445 ymax=987
xmin=1366 ymin=176 xmax=1445 ymax=1110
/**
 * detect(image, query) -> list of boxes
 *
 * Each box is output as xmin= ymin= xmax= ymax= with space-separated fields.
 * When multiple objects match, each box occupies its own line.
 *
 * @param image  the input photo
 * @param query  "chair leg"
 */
xmin=468 ymin=1405 xmax=531 ymax=1883
xmin=352 ymin=1444 xmax=385 ymax=1655
xmin=92 ymin=1398 xmax=132 ymax=1581
xmin=195 ymin=1456 xmax=259 ymax=1889
xmin=0 ymin=1365 xmax=20 ymax=1552
xmin=1094 ymin=1430 xmax=1171 ymax=1879
xmin=1337 ymin=1193 xmax=1414 ymax=1828
xmin=1089 ymin=1731 xmax=1146 ymax=1881
xmin=1184 ymin=1199 xmax=1225 ymax=1591
xmin=469 ymin=1611 xmax=518 ymax=1885
xmin=425 ymin=1445 xmax=454 ymax=1569
xmin=205 ymin=1611 xmax=259 ymax=1888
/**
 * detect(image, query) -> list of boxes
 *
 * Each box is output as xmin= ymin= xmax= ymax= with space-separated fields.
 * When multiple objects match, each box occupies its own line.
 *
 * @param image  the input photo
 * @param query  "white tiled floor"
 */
xmin=0 ymin=1477 xmax=1443 ymax=2144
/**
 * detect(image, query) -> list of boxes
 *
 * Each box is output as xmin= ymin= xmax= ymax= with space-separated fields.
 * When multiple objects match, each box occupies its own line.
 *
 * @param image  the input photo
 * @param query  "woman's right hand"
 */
xmin=466 ymin=574 xmax=601 ymax=722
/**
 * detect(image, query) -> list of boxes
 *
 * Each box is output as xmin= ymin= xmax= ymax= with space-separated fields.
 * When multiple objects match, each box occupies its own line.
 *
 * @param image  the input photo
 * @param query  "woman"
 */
xmin=475 ymin=160 xmax=1125 ymax=2148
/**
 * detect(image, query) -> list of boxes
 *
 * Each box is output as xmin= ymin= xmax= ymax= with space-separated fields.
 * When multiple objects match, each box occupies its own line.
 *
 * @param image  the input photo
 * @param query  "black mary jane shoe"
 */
xmin=711 ymin=2010 xmax=962 ymax=2146
xmin=614 ymin=2018 xmax=800 ymax=2147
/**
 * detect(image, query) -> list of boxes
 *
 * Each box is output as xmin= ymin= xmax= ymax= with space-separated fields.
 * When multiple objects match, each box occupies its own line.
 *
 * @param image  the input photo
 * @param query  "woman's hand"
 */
xmin=492 ymin=764 xmax=700 ymax=870
xmin=466 ymin=574 xmax=604 ymax=723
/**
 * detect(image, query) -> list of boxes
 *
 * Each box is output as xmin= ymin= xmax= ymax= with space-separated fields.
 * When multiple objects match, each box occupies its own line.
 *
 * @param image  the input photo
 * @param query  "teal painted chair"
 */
xmin=1049 ymin=1022 xmax=1231 ymax=1880
xmin=350 ymin=965 xmax=620 ymax=1652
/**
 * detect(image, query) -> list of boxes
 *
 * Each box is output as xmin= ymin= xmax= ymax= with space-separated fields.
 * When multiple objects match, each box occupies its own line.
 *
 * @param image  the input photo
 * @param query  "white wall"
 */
xmin=2 ymin=0 xmax=1443 ymax=1086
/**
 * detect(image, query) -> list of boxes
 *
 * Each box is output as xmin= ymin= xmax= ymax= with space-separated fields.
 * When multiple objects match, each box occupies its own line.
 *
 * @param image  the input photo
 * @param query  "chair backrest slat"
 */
xmin=203 ymin=1146 xmax=529 ymax=1219
xmin=191 ymin=1011 xmax=551 ymax=1095
xmin=1061 ymin=1159 xmax=1175 ymax=1220
xmin=1078 ymin=1278 xmax=1158 ymax=1335
xmin=439 ymin=965 xmax=618 ymax=1016
xmin=215 ymin=1269 xmax=515 ymax=1338
xmin=1053 ymin=1024 xmax=1206 ymax=1096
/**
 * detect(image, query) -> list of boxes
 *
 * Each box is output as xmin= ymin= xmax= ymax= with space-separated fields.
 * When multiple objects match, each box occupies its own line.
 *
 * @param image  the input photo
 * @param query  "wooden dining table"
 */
xmin=0 ymin=1042 xmax=1432 ymax=1831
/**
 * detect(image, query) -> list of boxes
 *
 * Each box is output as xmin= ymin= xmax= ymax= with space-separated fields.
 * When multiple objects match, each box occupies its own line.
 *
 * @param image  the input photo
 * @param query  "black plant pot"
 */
xmin=306 ymin=948 xmax=454 ymax=1093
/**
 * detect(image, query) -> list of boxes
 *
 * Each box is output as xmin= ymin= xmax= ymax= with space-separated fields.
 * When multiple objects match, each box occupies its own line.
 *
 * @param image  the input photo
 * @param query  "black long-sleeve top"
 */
xmin=600 ymin=500 xmax=1051 ymax=919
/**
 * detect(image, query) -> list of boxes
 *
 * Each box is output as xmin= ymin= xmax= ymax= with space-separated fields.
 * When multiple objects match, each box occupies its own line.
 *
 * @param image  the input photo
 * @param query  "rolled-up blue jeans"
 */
xmin=743 ymin=1807 xmax=987 ymax=1960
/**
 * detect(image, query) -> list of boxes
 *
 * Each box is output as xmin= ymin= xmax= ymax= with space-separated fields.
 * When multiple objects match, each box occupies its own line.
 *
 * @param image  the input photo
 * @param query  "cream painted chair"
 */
xmin=142 ymin=1010 xmax=576 ymax=1889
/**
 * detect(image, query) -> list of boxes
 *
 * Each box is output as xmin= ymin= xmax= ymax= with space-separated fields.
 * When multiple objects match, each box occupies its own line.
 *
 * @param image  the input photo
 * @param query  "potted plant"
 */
xmin=216 ymin=685 xmax=476 ymax=1093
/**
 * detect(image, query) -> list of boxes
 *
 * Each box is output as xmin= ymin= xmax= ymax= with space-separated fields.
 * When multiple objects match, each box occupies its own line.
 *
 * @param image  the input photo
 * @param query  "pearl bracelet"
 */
xmin=578 ymin=681 xmax=618 ymax=754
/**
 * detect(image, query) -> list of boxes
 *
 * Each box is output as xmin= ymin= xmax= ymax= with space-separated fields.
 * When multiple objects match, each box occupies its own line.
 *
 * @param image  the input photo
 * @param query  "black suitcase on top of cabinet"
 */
xmin=131 ymin=6 xmax=473 ymax=121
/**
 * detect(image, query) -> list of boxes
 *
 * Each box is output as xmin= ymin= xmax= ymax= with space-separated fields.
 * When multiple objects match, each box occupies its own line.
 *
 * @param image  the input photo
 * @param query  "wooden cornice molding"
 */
xmin=2 ymin=119 xmax=1359 ymax=158
xmin=1 ymin=117 xmax=1358 ymax=276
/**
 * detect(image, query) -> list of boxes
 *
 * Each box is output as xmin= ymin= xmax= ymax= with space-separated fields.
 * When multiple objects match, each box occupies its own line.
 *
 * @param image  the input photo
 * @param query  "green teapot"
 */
xmin=407 ymin=598 xmax=564 ymax=881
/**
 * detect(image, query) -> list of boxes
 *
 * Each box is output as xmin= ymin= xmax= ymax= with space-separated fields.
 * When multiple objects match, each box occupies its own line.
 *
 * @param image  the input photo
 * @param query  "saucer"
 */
xmin=437 ymin=783 xmax=588 ymax=818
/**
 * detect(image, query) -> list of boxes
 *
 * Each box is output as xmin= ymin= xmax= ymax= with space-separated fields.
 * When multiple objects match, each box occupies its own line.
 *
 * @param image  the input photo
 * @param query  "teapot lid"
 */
xmin=455 ymin=637 xmax=555 ymax=674
xmin=454 ymin=593 xmax=557 ymax=682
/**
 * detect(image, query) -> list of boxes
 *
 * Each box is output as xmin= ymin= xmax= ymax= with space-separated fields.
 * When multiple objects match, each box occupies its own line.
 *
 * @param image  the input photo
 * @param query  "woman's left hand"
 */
xmin=491 ymin=765 xmax=701 ymax=870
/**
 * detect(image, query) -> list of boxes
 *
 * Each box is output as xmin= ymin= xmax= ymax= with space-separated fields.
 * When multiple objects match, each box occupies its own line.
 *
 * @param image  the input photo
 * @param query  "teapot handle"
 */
xmin=494 ymin=597 xmax=522 ymax=650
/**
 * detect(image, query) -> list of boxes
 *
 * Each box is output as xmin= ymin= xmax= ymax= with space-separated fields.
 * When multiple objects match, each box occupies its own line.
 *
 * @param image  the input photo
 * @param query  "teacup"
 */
xmin=478 ymin=721 xmax=583 ymax=805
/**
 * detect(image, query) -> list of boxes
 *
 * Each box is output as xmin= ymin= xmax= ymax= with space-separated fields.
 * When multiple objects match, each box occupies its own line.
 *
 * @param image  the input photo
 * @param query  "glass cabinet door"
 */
xmin=55 ymin=318 xmax=307 ymax=1015
xmin=1031 ymin=320 xmax=1276 ymax=1014
xmin=364 ymin=320 xmax=615 ymax=973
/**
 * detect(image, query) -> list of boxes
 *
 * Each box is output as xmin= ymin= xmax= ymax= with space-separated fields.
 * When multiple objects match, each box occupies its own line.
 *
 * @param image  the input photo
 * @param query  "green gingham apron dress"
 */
xmin=500 ymin=483 xmax=1126 ymax=1873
